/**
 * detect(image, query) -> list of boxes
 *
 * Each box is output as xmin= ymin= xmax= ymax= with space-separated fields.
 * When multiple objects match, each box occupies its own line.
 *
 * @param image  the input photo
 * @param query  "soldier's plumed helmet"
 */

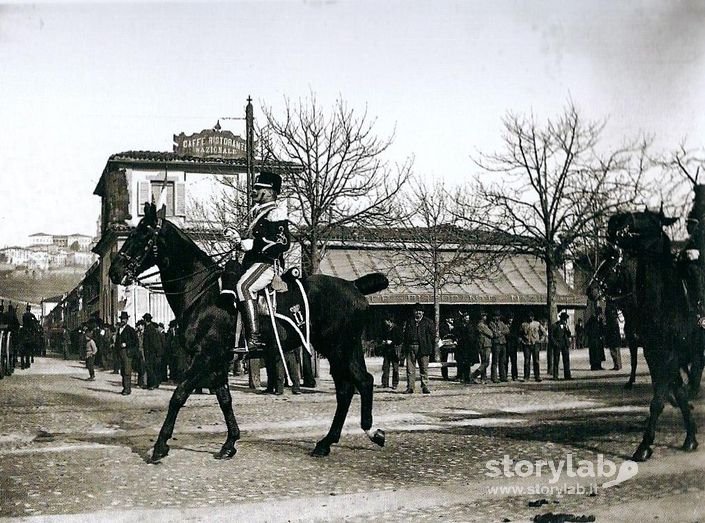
xmin=254 ymin=171 xmax=282 ymax=193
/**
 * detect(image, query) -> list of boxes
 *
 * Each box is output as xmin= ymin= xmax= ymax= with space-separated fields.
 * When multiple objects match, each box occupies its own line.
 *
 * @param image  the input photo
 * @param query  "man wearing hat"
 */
xmin=402 ymin=303 xmax=435 ymax=394
xmin=550 ymin=311 xmax=572 ymax=380
xmin=220 ymin=171 xmax=291 ymax=354
xmin=114 ymin=311 xmax=139 ymax=395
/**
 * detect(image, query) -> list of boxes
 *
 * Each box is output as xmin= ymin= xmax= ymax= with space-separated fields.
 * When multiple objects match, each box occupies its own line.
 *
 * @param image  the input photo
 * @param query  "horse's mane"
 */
xmin=162 ymin=219 xmax=220 ymax=270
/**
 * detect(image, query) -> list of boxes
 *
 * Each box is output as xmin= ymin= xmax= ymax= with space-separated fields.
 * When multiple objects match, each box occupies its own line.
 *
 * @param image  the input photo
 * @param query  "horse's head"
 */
xmin=607 ymin=209 xmax=678 ymax=253
xmin=109 ymin=202 xmax=164 ymax=286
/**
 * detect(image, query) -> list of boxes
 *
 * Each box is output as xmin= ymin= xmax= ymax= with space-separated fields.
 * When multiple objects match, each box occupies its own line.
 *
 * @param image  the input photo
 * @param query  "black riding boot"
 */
xmin=242 ymin=299 xmax=266 ymax=359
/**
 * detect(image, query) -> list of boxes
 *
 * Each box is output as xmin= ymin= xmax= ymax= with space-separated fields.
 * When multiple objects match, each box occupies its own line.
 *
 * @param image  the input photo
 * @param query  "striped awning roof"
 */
xmin=318 ymin=248 xmax=586 ymax=307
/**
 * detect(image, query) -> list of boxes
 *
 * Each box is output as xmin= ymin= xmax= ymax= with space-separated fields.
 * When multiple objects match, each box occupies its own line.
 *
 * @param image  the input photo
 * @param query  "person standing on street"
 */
xmin=472 ymin=311 xmax=493 ymax=384
xmin=489 ymin=311 xmax=509 ymax=383
xmin=84 ymin=329 xmax=98 ymax=381
xmin=520 ymin=313 xmax=541 ymax=382
xmin=379 ymin=316 xmax=402 ymax=389
xmin=62 ymin=326 xmax=71 ymax=360
xmin=402 ymin=303 xmax=435 ymax=394
xmin=550 ymin=311 xmax=573 ymax=380
xmin=586 ymin=307 xmax=606 ymax=370
xmin=438 ymin=316 xmax=457 ymax=380
xmin=115 ymin=311 xmax=139 ymax=395
xmin=142 ymin=313 xmax=164 ymax=390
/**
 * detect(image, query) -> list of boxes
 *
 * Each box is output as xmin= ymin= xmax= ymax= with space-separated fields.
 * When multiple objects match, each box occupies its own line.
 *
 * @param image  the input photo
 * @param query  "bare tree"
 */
xmin=383 ymin=176 xmax=505 ymax=342
xmin=652 ymin=142 xmax=705 ymax=240
xmin=471 ymin=103 xmax=648 ymax=325
xmin=259 ymin=94 xmax=412 ymax=274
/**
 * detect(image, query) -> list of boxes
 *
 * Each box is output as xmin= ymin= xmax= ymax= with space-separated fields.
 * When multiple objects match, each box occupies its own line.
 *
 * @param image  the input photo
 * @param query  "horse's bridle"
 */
xmin=117 ymin=224 xmax=161 ymax=284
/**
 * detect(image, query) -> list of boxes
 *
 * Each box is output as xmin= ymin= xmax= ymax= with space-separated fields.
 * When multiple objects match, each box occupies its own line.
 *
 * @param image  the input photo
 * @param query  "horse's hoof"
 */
xmin=216 ymin=445 xmax=237 ymax=460
xmin=632 ymin=446 xmax=652 ymax=462
xmin=624 ymin=381 xmax=634 ymax=390
xmin=151 ymin=443 xmax=170 ymax=463
xmin=311 ymin=444 xmax=330 ymax=457
xmin=683 ymin=438 xmax=699 ymax=452
xmin=370 ymin=429 xmax=385 ymax=448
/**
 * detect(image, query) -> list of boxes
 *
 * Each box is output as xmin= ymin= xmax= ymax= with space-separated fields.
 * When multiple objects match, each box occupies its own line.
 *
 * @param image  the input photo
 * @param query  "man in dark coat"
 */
xmin=455 ymin=309 xmax=477 ymax=383
xmin=402 ymin=303 xmax=435 ymax=394
xmin=586 ymin=307 xmax=606 ymax=370
xmin=379 ymin=316 xmax=402 ymax=389
xmin=550 ymin=311 xmax=572 ymax=380
xmin=604 ymin=302 xmax=622 ymax=371
xmin=142 ymin=313 xmax=164 ymax=389
xmin=115 ymin=311 xmax=139 ymax=395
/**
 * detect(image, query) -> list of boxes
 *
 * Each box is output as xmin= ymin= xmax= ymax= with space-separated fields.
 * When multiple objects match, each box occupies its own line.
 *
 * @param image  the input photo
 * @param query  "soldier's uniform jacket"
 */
xmin=679 ymin=222 xmax=705 ymax=319
xmin=242 ymin=200 xmax=290 ymax=269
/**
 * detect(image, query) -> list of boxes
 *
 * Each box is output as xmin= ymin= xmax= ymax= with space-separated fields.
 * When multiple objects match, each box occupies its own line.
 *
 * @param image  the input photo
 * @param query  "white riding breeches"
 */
xmin=236 ymin=263 xmax=275 ymax=301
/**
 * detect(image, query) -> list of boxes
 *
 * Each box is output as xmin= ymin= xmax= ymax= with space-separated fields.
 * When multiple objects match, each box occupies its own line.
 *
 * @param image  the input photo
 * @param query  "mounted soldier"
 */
xmin=678 ymin=186 xmax=705 ymax=395
xmin=220 ymin=171 xmax=291 ymax=354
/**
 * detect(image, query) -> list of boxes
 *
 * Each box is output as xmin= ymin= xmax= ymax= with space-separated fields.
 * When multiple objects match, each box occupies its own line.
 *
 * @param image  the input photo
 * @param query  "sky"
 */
xmin=1 ymin=0 xmax=704 ymax=247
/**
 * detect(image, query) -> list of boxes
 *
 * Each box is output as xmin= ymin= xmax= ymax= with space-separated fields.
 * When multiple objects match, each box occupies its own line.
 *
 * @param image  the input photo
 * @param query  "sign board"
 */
xmin=173 ymin=128 xmax=247 ymax=159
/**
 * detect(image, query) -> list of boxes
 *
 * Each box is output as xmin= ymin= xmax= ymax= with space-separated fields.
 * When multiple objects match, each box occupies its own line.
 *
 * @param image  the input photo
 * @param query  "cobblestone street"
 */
xmin=1 ymin=349 xmax=704 ymax=522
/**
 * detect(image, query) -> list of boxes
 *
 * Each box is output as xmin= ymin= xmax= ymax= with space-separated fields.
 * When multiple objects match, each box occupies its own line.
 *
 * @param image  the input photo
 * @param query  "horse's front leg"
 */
xmin=213 ymin=381 xmax=240 ymax=459
xmin=350 ymin=352 xmax=385 ymax=448
xmin=312 ymin=371 xmax=354 ymax=457
xmin=625 ymin=341 xmax=638 ymax=389
xmin=672 ymin=378 xmax=698 ymax=452
xmin=151 ymin=370 xmax=200 ymax=463
xmin=633 ymin=374 xmax=669 ymax=462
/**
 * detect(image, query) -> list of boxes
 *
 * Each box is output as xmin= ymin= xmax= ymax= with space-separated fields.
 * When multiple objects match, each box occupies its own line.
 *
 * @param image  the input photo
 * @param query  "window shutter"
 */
xmin=175 ymin=182 xmax=186 ymax=216
xmin=137 ymin=182 xmax=150 ymax=215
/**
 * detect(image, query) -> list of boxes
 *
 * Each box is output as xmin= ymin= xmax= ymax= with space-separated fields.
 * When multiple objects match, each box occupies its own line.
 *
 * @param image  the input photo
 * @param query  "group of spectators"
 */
xmin=377 ymin=304 xmax=581 ymax=394
xmin=70 ymin=311 xmax=188 ymax=395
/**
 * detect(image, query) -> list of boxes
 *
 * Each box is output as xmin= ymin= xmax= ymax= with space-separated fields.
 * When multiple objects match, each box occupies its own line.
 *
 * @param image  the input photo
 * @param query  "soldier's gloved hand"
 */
xmin=223 ymin=227 xmax=241 ymax=246
xmin=241 ymin=238 xmax=254 ymax=251
xmin=686 ymin=249 xmax=700 ymax=261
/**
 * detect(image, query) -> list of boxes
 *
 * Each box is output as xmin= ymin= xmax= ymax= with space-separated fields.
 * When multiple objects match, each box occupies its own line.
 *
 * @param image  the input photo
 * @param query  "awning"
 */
xmin=318 ymin=248 xmax=586 ymax=307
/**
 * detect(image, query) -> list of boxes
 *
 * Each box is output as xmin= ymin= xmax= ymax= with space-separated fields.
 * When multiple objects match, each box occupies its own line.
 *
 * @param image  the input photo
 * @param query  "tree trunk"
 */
xmin=303 ymin=241 xmax=322 ymax=276
xmin=545 ymin=257 xmax=557 ymax=347
xmin=433 ymin=282 xmax=440 ymax=362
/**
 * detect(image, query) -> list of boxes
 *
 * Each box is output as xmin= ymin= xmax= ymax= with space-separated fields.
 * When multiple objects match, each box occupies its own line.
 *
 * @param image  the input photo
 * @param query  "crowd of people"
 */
xmin=376 ymin=303 xmax=622 ymax=394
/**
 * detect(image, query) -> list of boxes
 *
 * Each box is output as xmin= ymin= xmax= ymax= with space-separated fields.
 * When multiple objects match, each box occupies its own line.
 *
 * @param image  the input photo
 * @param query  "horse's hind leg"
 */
xmin=672 ymin=378 xmax=698 ymax=452
xmin=350 ymin=350 xmax=385 ymax=448
xmin=633 ymin=374 xmax=669 ymax=462
xmin=213 ymin=382 xmax=240 ymax=459
xmin=151 ymin=370 xmax=201 ymax=462
xmin=312 ymin=368 xmax=354 ymax=457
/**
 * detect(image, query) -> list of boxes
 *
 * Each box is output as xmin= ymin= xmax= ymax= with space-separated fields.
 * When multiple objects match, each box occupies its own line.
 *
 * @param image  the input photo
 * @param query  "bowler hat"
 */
xmin=119 ymin=311 xmax=129 ymax=320
xmin=559 ymin=311 xmax=569 ymax=320
xmin=142 ymin=312 xmax=153 ymax=321
xmin=413 ymin=303 xmax=424 ymax=312
xmin=254 ymin=171 xmax=282 ymax=193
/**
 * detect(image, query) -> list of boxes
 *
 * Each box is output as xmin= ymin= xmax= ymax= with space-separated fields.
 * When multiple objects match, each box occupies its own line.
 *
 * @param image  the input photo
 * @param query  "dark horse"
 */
xmin=587 ymin=245 xmax=642 ymax=389
xmin=597 ymin=209 xmax=703 ymax=461
xmin=109 ymin=203 xmax=389 ymax=462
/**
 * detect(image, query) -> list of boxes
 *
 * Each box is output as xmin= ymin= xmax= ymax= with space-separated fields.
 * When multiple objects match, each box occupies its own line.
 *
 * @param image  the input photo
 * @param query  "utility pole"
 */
xmin=245 ymin=96 xmax=255 ymax=215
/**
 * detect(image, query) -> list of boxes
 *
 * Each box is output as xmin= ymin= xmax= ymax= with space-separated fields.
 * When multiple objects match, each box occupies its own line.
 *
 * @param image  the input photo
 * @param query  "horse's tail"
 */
xmin=355 ymin=273 xmax=389 ymax=296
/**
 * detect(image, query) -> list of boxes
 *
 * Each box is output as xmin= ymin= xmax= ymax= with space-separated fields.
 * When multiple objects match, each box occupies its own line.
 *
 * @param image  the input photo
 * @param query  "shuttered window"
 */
xmin=137 ymin=180 xmax=186 ymax=217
